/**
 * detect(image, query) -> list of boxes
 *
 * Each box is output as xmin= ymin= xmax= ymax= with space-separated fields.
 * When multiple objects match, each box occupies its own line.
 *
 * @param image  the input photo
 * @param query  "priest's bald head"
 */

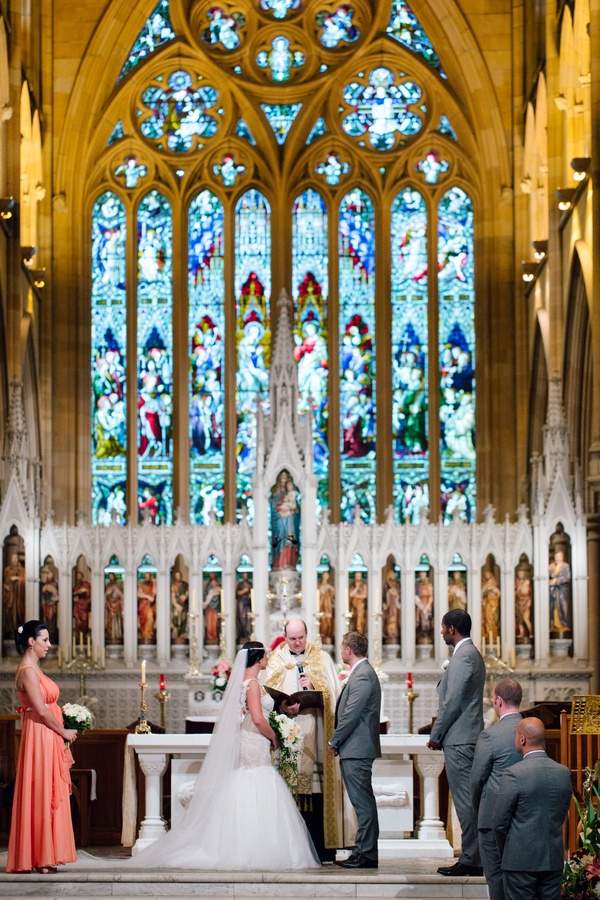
xmin=515 ymin=716 xmax=546 ymax=755
xmin=283 ymin=618 xmax=308 ymax=654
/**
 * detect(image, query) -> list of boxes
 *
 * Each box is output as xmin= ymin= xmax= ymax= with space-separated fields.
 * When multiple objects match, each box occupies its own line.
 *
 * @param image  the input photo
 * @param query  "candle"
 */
xmin=481 ymin=635 xmax=486 ymax=656
xmin=101 ymin=648 xmax=106 ymax=669
xmin=496 ymin=637 xmax=501 ymax=657
xmin=406 ymin=671 xmax=413 ymax=689
xmin=72 ymin=635 xmax=76 ymax=657
xmin=159 ymin=673 xmax=166 ymax=692
xmin=141 ymin=659 xmax=146 ymax=683
xmin=57 ymin=646 xmax=62 ymax=668
xmin=190 ymin=589 xmax=196 ymax=615
xmin=250 ymin=588 xmax=255 ymax=614
xmin=79 ymin=632 xmax=83 ymax=651
xmin=87 ymin=634 xmax=91 ymax=656
xmin=316 ymin=587 xmax=320 ymax=611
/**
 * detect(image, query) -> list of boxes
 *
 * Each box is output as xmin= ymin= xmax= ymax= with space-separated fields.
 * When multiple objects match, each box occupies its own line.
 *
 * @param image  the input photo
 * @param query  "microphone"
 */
xmin=295 ymin=659 xmax=308 ymax=690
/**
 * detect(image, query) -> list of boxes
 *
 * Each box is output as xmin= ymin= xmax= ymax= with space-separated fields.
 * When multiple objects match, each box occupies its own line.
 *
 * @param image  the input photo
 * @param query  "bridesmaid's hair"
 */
xmin=15 ymin=620 xmax=47 ymax=655
xmin=242 ymin=641 xmax=266 ymax=668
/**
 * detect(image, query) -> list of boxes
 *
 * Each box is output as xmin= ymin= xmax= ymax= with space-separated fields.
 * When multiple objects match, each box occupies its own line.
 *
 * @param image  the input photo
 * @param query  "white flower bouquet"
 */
xmin=211 ymin=658 xmax=232 ymax=699
xmin=62 ymin=702 xmax=93 ymax=746
xmin=269 ymin=711 xmax=304 ymax=796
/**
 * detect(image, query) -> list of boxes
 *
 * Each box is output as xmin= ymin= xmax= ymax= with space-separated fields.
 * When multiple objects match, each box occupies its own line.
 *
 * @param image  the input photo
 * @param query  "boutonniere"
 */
xmin=441 ymin=659 xmax=450 ymax=671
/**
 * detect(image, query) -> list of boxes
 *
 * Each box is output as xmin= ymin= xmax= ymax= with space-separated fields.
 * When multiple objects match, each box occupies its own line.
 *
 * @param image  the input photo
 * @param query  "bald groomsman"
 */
xmin=470 ymin=679 xmax=523 ymax=900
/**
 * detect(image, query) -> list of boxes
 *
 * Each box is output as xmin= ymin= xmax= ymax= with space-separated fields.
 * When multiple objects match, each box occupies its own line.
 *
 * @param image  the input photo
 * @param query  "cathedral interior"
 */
xmin=0 ymin=0 xmax=598 ymax=774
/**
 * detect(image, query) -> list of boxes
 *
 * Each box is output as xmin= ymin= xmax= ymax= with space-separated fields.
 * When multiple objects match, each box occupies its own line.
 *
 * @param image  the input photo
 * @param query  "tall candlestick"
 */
xmin=72 ymin=635 xmax=76 ymax=657
xmin=250 ymin=588 xmax=255 ymax=614
xmin=496 ymin=636 xmax=500 ymax=657
xmin=141 ymin=658 xmax=146 ymax=683
xmin=87 ymin=634 xmax=91 ymax=657
xmin=79 ymin=632 xmax=83 ymax=651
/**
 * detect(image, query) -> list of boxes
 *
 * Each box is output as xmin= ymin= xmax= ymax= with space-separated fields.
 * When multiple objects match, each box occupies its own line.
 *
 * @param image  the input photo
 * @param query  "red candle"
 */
xmin=406 ymin=672 xmax=413 ymax=689
xmin=159 ymin=673 xmax=166 ymax=692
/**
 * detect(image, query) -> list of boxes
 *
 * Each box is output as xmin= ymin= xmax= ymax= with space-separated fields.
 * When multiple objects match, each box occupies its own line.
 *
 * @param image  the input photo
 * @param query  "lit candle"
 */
xmin=57 ymin=646 xmax=62 ymax=668
xmin=141 ymin=658 xmax=146 ymax=683
xmin=316 ymin=587 xmax=320 ymax=611
xmin=159 ymin=673 xmax=166 ymax=692
xmin=190 ymin=589 xmax=196 ymax=615
xmin=87 ymin=634 xmax=91 ymax=657
xmin=250 ymin=588 xmax=255 ymax=613
xmin=406 ymin=671 xmax=413 ymax=689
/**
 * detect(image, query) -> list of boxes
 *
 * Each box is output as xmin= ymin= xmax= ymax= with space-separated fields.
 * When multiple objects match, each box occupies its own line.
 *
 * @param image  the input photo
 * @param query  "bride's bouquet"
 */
xmin=62 ymin=702 xmax=93 ymax=746
xmin=269 ymin=711 xmax=304 ymax=797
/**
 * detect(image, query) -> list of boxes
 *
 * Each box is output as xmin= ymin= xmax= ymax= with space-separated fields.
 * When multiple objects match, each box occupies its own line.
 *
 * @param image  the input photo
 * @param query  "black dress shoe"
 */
xmin=437 ymin=862 xmax=483 ymax=877
xmin=336 ymin=853 xmax=378 ymax=869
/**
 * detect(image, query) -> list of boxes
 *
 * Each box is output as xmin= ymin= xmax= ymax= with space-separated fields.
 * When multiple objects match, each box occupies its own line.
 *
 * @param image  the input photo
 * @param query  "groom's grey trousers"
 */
xmin=339 ymin=758 xmax=379 ymax=859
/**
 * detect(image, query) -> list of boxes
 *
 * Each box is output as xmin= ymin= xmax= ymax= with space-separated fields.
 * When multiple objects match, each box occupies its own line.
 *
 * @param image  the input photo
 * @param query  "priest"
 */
xmin=264 ymin=618 xmax=356 ymax=861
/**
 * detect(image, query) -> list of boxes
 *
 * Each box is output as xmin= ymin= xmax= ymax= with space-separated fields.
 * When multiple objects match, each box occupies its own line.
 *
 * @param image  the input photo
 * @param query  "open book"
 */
xmin=264 ymin=686 xmax=323 ymax=711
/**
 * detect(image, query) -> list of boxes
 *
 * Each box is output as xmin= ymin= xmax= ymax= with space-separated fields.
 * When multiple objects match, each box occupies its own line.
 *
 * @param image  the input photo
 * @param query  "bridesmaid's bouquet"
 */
xmin=62 ymin=702 xmax=93 ymax=746
xmin=269 ymin=711 xmax=304 ymax=797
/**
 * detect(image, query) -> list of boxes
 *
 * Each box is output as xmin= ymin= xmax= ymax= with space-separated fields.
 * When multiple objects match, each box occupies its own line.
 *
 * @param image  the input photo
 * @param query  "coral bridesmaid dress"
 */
xmin=6 ymin=667 xmax=77 ymax=872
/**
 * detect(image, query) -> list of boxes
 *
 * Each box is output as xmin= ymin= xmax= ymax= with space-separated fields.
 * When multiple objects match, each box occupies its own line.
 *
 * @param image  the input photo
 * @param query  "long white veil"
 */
xmin=126 ymin=648 xmax=248 ymax=866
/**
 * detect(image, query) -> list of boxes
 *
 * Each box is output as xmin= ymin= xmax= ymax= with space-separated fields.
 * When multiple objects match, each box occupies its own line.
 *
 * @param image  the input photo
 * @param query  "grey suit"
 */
xmin=493 ymin=751 xmax=572 ymax=900
xmin=430 ymin=638 xmax=485 ymax=867
xmin=329 ymin=659 xmax=381 ymax=860
xmin=470 ymin=712 xmax=522 ymax=899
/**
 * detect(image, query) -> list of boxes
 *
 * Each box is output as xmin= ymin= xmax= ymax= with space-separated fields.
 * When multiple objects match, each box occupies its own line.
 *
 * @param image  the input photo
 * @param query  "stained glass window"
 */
xmin=342 ymin=69 xmax=424 ymax=150
xmin=188 ymin=191 xmax=225 ymax=525
xmin=386 ymin=1 xmax=445 ymax=77
xmin=118 ymin=0 xmax=175 ymax=83
xmin=316 ymin=5 xmax=359 ymax=48
xmin=114 ymin=156 xmax=148 ymax=189
xmin=202 ymin=8 xmax=245 ymax=49
xmin=107 ymin=121 xmax=124 ymax=146
xmin=260 ymin=103 xmax=302 ymax=144
xmin=236 ymin=119 xmax=256 ymax=145
xmin=235 ymin=190 xmax=271 ymax=521
xmin=415 ymin=150 xmax=449 ymax=184
xmin=315 ymin=151 xmax=350 ymax=185
xmin=139 ymin=71 xmax=219 ymax=152
xmin=439 ymin=115 xmax=457 ymax=140
xmin=256 ymin=35 xmax=305 ymax=82
xmin=292 ymin=189 xmax=329 ymax=508
xmin=306 ymin=117 xmax=326 ymax=144
xmin=212 ymin=154 xmax=246 ymax=186
xmin=391 ymin=189 xmax=429 ymax=523
xmin=259 ymin=0 xmax=301 ymax=18
xmin=438 ymin=187 xmax=475 ymax=523
xmin=91 ymin=192 xmax=127 ymax=527
xmin=137 ymin=190 xmax=173 ymax=524
xmin=339 ymin=189 xmax=376 ymax=522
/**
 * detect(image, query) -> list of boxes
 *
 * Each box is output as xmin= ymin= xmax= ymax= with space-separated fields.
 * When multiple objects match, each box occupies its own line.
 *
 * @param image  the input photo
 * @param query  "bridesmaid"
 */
xmin=6 ymin=620 xmax=78 ymax=874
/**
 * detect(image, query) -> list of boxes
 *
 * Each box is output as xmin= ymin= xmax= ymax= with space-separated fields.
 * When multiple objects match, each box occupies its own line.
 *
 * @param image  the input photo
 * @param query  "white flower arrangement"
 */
xmin=269 ymin=711 xmax=304 ymax=797
xmin=62 ymin=702 xmax=93 ymax=745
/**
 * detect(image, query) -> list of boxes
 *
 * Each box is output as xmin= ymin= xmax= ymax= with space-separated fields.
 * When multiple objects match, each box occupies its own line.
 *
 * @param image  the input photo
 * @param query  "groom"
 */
xmin=328 ymin=632 xmax=381 ymax=869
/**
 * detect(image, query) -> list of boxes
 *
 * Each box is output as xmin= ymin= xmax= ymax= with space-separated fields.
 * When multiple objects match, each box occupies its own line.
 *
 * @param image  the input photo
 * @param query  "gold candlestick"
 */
xmin=218 ymin=612 xmax=228 ymax=658
xmin=187 ymin=610 xmax=200 ymax=676
xmin=135 ymin=680 xmax=152 ymax=734
xmin=154 ymin=689 xmax=171 ymax=731
xmin=405 ymin=688 xmax=419 ymax=734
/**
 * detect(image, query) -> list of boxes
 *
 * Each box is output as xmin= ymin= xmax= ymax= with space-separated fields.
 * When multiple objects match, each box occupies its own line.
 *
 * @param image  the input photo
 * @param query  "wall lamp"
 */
xmin=571 ymin=157 xmax=591 ymax=182
xmin=0 ymin=196 xmax=14 ymax=219
xmin=521 ymin=261 xmax=538 ymax=283
xmin=30 ymin=268 xmax=46 ymax=289
xmin=556 ymin=188 xmax=576 ymax=211
xmin=532 ymin=240 xmax=548 ymax=261
xmin=21 ymin=246 xmax=36 ymax=267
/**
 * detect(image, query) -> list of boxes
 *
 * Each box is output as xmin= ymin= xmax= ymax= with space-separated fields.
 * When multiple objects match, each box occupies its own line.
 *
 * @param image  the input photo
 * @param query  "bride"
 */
xmin=125 ymin=641 xmax=320 ymax=870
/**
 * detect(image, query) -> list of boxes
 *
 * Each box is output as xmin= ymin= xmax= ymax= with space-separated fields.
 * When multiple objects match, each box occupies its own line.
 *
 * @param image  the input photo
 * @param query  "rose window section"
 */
xmin=341 ymin=67 xmax=425 ymax=151
xmin=256 ymin=35 xmax=305 ymax=82
xmin=138 ymin=71 xmax=221 ymax=153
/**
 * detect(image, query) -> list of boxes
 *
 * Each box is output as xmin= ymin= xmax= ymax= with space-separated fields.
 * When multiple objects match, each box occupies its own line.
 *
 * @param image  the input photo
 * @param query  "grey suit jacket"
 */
xmin=430 ymin=639 xmax=485 ymax=747
xmin=330 ymin=660 xmax=382 ymax=760
xmin=492 ymin=751 xmax=572 ymax=871
xmin=470 ymin=712 xmax=522 ymax=829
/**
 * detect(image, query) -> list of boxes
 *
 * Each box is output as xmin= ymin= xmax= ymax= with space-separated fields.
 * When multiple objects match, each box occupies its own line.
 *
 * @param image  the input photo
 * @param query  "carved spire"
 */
xmin=2 ymin=380 xmax=38 ymax=513
xmin=268 ymin=289 xmax=299 ymax=436
xmin=543 ymin=375 xmax=571 ymax=490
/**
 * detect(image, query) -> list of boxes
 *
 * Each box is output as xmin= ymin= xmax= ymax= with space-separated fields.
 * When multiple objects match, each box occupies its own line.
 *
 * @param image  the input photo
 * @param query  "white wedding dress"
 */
xmin=123 ymin=670 xmax=320 ymax=871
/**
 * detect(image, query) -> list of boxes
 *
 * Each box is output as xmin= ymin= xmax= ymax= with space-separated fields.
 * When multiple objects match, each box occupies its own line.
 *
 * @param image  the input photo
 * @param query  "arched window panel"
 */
xmin=292 ymin=189 xmax=329 ymax=508
xmin=438 ymin=186 xmax=476 ymax=523
xmin=137 ymin=190 xmax=174 ymax=525
xmin=235 ymin=189 xmax=271 ymax=522
xmin=386 ymin=1 xmax=446 ymax=78
xmin=391 ymin=188 xmax=429 ymax=524
xmin=188 ymin=190 xmax=225 ymax=525
xmin=117 ymin=0 xmax=175 ymax=84
xmin=91 ymin=192 xmax=127 ymax=526
xmin=339 ymin=188 xmax=376 ymax=523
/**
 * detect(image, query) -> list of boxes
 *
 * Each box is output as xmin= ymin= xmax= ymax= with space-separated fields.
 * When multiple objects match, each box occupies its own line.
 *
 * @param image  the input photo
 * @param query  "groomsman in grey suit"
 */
xmin=470 ymin=679 xmax=523 ymax=899
xmin=427 ymin=609 xmax=486 ymax=877
xmin=493 ymin=717 xmax=572 ymax=900
xmin=328 ymin=632 xmax=381 ymax=869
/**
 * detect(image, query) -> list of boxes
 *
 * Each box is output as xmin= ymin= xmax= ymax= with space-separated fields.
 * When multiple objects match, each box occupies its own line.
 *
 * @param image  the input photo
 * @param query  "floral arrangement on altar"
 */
xmin=211 ymin=658 xmax=232 ymax=700
xmin=62 ymin=702 xmax=93 ymax=746
xmin=562 ymin=763 xmax=600 ymax=898
xmin=269 ymin=711 xmax=304 ymax=796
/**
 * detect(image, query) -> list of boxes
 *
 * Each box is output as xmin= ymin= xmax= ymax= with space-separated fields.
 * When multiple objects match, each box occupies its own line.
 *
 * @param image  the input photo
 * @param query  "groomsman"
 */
xmin=493 ymin=718 xmax=572 ymax=900
xmin=328 ymin=632 xmax=381 ymax=869
xmin=470 ymin=679 xmax=523 ymax=900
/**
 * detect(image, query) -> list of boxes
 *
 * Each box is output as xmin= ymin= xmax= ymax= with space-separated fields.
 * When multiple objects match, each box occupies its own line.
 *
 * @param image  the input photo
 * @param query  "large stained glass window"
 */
xmin=339 ymin=189 xmax=376 ymax=522
xmin=118 ymin=0 xmax=175 ymax=83
xmin=235 ymin=190 xmax=271 ymax=520
xmin=137 ymin=190 xmax=173 ymax=524
xmin=391 ymin=188 xmax=429 ymax=523
xmin=438 ymin=187 xmax=475 ymax=523
xmin=91 ymin=192 xmax=127 ymax=526
xmin=188 ymin=191 xmax=225 ymax=524
xmin=292 ymin=189 xmax=329 ymax=508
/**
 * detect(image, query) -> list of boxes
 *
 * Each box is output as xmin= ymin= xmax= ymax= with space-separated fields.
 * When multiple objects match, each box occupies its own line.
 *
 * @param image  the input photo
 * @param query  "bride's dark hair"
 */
xmin=242 ymin=641 xmax=266 ymax=667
